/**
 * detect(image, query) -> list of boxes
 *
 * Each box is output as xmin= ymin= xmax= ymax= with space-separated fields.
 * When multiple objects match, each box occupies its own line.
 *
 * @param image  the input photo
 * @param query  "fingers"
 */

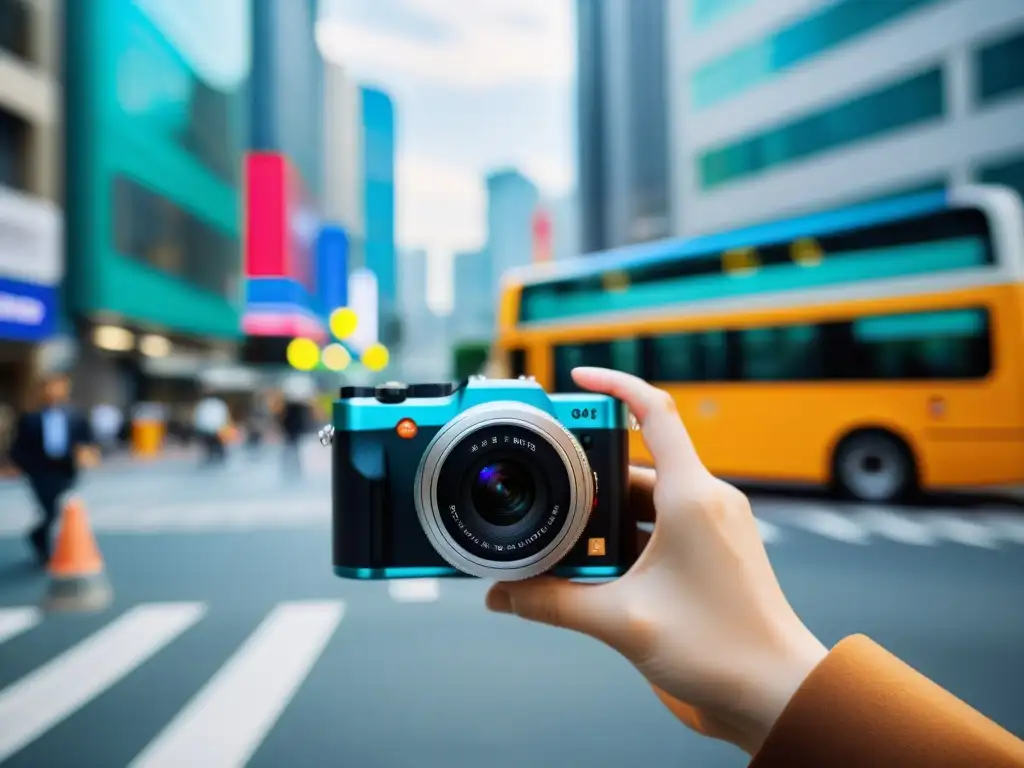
xmin=629 ymin=466 xmax=657 ymax=522
xmin=571 ymin=367 xmax=704 ymax=478
xmin=486 ymin=577 xmax=623 ymax=648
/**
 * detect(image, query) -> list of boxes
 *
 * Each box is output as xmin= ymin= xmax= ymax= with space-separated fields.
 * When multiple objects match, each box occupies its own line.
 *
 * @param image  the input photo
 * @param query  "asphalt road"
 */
xmin=0 ymin=446 xmax=1022 ymax=767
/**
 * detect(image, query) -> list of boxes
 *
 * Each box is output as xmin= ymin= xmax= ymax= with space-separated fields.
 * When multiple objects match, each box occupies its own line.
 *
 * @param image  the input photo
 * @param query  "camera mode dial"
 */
xmin=374 ymin=382 xmax=408 ymax=404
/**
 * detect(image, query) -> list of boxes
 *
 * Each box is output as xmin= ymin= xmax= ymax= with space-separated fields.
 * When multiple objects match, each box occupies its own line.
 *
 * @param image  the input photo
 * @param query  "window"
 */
xmin=0 ymin=0 xmax=30 ymax=61
xmin=112 ymin=175 xmax=238 ymax=298
xmin=979 ymin=156 xmax=1024 ymax=203
xmin=692 ymin=0 xmax=941 ymax=109
xmin=648 ymin=330 xmax=728 ymax=382
xmin=0 ymin=108 xmax=28 ymax=191
xmin=699 ymin=68 xmax=945 ymax=190
xmin=975 ymin=27 xmax=1024 ymax=105
xmin=738 ymin=325 xmax=823 ymax=381
xmin=845 ymin=308 xmax=991 ymax=380
xmin=519 ymin=205 xmax=992 ymax=324
xmin=553 ymin=340 xmax=642 ymax=391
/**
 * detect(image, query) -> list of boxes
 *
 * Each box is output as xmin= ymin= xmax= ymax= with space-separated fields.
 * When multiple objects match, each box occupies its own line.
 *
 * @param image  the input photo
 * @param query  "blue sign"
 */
xmin=0 ymin=277 xmax=58 ymax=342
xmin=316 ymin=225 xmax=349 ymax=316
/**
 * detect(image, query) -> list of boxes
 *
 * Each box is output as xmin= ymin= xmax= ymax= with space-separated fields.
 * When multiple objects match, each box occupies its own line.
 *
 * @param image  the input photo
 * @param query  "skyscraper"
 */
xmin=396 ymin=248 xmax=449 ymax=380
xmin=360 ymin=86 xmax=397 ymax=343
xmin=669 ymin=0 xmax=1024 ymax=235
xmin=450 ymin=249 xmax=493 ymax=343
xmin=486 ymin=169 xmax=539 ymax=292
xmin=576 ymin=0 xmax=670 ymax=253
xmin=323 ymin=61 xmax=365 ymax=271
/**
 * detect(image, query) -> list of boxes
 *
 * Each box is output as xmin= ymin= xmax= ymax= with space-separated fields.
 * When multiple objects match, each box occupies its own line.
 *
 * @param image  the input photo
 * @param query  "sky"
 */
xmin=316 ymin=0 xmax=576 ymax=312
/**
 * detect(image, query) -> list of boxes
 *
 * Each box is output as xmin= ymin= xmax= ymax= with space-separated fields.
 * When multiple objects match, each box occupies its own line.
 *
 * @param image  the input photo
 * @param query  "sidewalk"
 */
xmin=0 ymin=445 xmax=201 ymax=489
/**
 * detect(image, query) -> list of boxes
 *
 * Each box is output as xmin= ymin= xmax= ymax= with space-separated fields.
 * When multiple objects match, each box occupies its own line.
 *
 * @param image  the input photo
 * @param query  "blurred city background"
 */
xmin=0 ymin=1 xmax=1023 ymax=766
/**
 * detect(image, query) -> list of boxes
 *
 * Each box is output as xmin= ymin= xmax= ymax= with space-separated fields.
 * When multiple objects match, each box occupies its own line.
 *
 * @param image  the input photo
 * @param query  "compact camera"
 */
xmin=322 ymin=376 xmax=637 ymax=582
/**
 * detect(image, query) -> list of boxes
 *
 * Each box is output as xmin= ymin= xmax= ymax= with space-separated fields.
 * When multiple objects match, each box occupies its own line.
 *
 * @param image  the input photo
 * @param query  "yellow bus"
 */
xmin=496 ymin=185 xmax=1024 ymax=503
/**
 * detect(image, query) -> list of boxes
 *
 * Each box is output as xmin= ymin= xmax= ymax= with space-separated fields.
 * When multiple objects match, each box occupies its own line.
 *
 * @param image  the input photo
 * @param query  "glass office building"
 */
xmin=360 ymin=86 xmax=397 ymax=342
xmin=669 ymin=0 xmax=1024 ymax=234
xmin=64 ymin=0 xmax=251 ymax=403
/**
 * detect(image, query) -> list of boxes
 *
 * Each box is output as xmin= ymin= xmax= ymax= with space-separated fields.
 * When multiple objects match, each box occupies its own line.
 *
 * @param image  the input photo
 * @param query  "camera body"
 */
xmin=329 ymin=376 xmax=636 ymax=581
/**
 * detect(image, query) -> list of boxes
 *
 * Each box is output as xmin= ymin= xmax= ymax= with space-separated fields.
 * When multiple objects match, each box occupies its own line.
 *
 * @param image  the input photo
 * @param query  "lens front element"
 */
xmin=472 ymin=461 xmax=536 ymax=526
xmin=414 ymin=402 xmax=596 ymax=581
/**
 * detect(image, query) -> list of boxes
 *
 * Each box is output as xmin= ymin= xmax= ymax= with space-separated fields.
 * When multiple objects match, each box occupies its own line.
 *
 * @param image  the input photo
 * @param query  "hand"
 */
xmin=485 ymin=367 xmax=828 ymax=755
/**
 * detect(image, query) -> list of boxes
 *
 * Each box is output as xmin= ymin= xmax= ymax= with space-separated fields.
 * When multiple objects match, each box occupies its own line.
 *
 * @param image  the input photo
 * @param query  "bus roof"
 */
xmin=510 ymin=189 xmax=951 ymax=287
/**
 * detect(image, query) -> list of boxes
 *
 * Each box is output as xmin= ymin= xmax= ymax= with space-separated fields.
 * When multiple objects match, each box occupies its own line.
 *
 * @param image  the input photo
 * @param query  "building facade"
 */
xmin=486 ymin=169 xmax=539 ymax=294
xmin=323 ymin=60 xmax=364 ymax=270
xmin=576 ymin=0 xmax=671 ymax=253
xmin=63 ymin=0 xmax=251 ymax=406
xmin=359 ymin=86 xmax=396 ymax=344
xmin=0 ymin=0 xmax=62 ymax=450
xmin=450 ymin=248 xmax=493 ymax=343
xmin=249 ymin=0 xmax=323 ymax=202
xmin=669 ymin=0 xmax=1024 ymax=236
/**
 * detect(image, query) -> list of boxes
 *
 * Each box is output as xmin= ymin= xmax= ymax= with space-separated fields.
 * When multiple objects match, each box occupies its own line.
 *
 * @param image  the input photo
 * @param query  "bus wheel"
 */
xmin=832 ymin=430 xmax=917 ymax=504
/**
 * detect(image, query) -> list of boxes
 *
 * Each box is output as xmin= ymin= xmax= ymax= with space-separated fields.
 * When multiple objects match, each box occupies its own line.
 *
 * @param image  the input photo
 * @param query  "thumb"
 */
xmin=486 ymin=577 xmax=622 ymax=647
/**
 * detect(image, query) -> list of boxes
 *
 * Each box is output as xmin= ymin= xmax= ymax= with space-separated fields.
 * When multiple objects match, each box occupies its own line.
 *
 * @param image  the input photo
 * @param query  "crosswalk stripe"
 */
xmin=0 ymin=602 xmax=205 ymax=763
xmin=786 ymin=507 xmax=871 ymax=544
xmin=755 ymin=518 xmax=783 ymax=543
xmin=919 ymin=514 xmax=1000 ymax=549
xmin=128 ymin=600 xmax=344 ymax=768
xmin=389 ymin=579 xmax=441 ymax=603
xmin=854 ymin=510 xmax=936 ymax=546
xmin=0 ymin=607 xmax=42 ymax=645
xmin=980 ymin=513 xmax=1024 ymax=544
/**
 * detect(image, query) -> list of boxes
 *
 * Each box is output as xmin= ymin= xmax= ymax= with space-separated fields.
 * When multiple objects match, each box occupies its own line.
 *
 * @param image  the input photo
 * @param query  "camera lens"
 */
xmin=471 ymin=461 xmax=535 ymax=526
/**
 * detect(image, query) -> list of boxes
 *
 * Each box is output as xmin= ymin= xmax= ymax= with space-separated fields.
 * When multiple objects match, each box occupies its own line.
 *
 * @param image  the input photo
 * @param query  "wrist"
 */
xmin=736 ymin=627 xmax=828 ymax=756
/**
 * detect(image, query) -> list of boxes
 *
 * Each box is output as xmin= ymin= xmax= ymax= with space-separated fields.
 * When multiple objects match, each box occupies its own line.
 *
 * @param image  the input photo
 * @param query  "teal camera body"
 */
xmin=329 ymin=376 xmax=636 ymax=582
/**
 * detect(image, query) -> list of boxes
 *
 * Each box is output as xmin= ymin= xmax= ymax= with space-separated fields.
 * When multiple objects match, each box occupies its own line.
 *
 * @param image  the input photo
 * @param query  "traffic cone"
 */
xmin=42 ymin=496 xmax=112 ymax=613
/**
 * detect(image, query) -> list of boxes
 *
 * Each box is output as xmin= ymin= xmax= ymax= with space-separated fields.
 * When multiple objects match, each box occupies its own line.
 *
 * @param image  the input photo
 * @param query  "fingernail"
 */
xmin=486 ymin=587 xmax=512 ymax=614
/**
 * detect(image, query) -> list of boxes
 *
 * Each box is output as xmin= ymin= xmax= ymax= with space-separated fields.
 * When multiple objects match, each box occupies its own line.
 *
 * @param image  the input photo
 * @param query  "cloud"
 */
xmin=316 ymin=0 xmax=573 ymax=90
xmin=395 ymin=151 xmax=486 ymax=255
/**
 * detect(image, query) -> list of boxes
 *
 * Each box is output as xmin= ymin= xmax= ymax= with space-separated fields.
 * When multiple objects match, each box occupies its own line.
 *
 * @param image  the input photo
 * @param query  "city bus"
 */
xmin=494 ymin=185 xmax=1024 ymax=503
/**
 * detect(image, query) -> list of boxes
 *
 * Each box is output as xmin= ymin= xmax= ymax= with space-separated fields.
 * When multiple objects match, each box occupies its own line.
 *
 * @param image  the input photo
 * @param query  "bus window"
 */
xmin=553 ymin=340 xmax=643 ymax=391
xmin=737 ymin=325 xmax=823 ymax=381
xmin=648 ymin=330 xmax=728 ymax=382
xmin=850 ymin=308 xmax=991 ymax=380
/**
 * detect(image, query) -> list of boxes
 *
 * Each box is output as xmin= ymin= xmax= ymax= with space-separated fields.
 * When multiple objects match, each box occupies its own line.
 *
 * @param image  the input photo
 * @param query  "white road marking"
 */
xmin=787 ymin=507 xmax=870 ymax=544
xmin=855 ymin=509 xmax=936 ymax=546
xmin=921 ymin=514 xmax=1000 ymax=549
xmin=754 ymin=518 xmax=783 ymax=544
xmin=978 ymin=513 xmax=1024 ymax=544
xmin=0 ymin=603 xmax=205 ymax=763
xmin=129 ymin=600 xmax=344 ymax=768
xmin=0 ymin=607 xmax=42 ymax=645
xmin=388 ymin=579 xmax=441 ymax=603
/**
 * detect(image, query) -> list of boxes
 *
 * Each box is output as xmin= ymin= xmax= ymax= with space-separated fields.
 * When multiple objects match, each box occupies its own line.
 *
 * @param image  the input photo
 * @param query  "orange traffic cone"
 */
xmin=43 ymin=496 xmax=112 ymax=613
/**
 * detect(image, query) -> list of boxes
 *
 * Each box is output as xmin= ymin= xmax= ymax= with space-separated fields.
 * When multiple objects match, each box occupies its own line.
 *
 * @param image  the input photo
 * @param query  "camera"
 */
xmin=323 ymin=376 xmax=637 ymax=582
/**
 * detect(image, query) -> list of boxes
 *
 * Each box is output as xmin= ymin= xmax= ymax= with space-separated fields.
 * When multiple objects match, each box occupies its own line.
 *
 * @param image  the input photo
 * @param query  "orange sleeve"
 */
xmin=751 ymin=634 xmax=1024 ymax=768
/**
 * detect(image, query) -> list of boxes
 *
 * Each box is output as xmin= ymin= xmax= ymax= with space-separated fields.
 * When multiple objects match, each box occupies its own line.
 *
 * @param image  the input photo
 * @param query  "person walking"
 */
xmin=192 ymin=389 xmax=230 ymax=466
xmin=9 ymin=372 xmax=99 ymax=565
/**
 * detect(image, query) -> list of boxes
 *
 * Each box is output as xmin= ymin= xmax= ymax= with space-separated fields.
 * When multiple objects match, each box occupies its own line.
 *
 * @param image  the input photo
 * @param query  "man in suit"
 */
xmin=10 ymin=372 xmax=99 ymax=565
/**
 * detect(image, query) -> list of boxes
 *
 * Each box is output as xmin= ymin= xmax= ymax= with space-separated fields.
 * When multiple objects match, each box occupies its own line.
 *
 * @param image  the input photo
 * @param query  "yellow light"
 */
xmin=361 ymin=343 xmax=390 ymax=372
xmin=329 ymin=307 xmax=359 ymax=340
xmin=286 ymin=338 xmax=320 ymax=371
xmin=321 ymin=343 xmax=351 ymax=371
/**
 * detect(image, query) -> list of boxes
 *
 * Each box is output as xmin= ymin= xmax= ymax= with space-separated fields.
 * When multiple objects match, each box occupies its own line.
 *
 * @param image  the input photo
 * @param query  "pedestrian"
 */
xmin=192 ymin=388 xmax=229 ymax=466
xmin=277 ymin=389 xmax=308 ymax=479
xmin=89 ymin=402 xmax=123 ymax=457
xmin=245 ymin=390 xmax=272 ymax=456
xmin=9 ymin=372 xmax=100 ymax=565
